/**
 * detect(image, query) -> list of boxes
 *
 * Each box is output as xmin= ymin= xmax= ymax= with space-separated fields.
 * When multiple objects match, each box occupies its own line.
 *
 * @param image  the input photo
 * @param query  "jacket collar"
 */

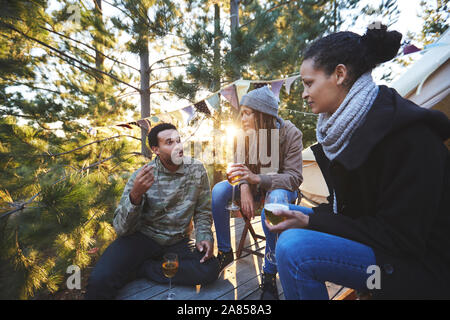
xmin=154 ymin=156 xmax=185 ymax=175
xmin=334 ymin=85 xmax=395 ymax=170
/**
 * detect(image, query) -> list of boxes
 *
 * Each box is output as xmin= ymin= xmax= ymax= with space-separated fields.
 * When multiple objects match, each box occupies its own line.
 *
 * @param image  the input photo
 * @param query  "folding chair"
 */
xmin=236 ymin=212 xmax=266 ymax=259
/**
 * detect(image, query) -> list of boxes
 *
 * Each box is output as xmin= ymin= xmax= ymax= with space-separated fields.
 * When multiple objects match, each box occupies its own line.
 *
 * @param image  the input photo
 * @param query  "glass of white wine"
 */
xmin=264 ymin=192 xmax=289 ymax=266
xmin=225 ymin=163 xmax=241 ymax=211
xmin=162 ymin=253 xmax=179 ymax=300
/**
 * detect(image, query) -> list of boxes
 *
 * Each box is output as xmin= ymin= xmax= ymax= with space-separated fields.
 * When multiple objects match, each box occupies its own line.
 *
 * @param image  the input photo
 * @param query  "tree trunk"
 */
xmin=212 ymin=3 xmax=222 ymax=185
xmin=230 ymin=0 xmax=240 ymax=80
xmin=333 ymin=0 xmax=337 ymax=33
xmin=93 ymin=0 xmax=105 ymax=83
xmin=230 ymin=0 xmax=240 ymax=35
xmin=140 ymin=40 xmax=151 ymax=158
xmin=93 ymin=0 xmax=104 ymax=75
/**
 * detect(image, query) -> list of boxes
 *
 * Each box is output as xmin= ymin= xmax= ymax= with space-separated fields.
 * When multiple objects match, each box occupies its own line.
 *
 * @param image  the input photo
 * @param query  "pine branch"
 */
xmin=38 ymin=134 xmax=141 ymax=157
xmin=149 ymin=80 xmax=171 ymax=89
xmin=38 ymin=25 xmax=140 ymax=72
xmin=149 ymin=52 xmax=189 ymax=70
xmin=239 ymin=1 xmax=294 ymax=29
xmin=0 ymin=151 xmax=144 ymax=219
xmin=0 ymin=22 xmax=141 ymax=92
xmin=102 ymin=0 xmax=137 ymax=24
xmin=0 ymin=76 xmax=63 ymax=95
xmin=151 ymin=64 xmax=189 ymax=71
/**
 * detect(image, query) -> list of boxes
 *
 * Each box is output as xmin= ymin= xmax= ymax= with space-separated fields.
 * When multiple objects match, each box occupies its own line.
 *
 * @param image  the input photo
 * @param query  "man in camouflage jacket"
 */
xmin=86 ymin=123 xmax=219 ymax=300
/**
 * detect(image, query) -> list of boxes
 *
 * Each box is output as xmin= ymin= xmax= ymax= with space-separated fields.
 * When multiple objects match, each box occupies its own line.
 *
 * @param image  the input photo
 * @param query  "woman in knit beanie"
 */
xmin=212 ymin=85 xmax=307 ymax=300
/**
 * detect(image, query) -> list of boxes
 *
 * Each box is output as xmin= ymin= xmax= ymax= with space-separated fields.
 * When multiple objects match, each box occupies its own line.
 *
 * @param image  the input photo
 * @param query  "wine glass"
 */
xmin=162 ymin=253 xmax=179 ymax=300
xmin=264 ymin=191 xmax=289 ymax=266
xmin=225 ymin=163 xmax=241 ymax=211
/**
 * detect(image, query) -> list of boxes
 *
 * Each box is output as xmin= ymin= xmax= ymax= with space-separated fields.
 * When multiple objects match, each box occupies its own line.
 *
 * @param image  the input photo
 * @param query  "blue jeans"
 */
xmin=211 ymin=181 xmax=303 ymax=274
xmin=276 ymin=226 xmax=377 ymax=300
xmin=261 ymin=198 xmax=313 ymax=274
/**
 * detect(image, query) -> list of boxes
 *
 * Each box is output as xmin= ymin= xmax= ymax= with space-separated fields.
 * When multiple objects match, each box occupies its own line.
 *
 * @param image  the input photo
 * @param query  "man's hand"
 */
xmin=265 ymin=209 xmax=309 ymax=234
xmin=240 ymin=184 xmax=255 ymax=220
xmin=196 ymin=240 xmax=213 ymax=263
xmin=130 ymin=164 xmax=155 ymax=205
xmin=228 ymin=164 xmax=261 ymax=185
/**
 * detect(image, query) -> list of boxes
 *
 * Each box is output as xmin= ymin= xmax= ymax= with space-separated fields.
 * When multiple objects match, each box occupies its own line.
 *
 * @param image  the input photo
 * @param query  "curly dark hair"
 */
xmin=304 ymin=23 xmax=402 ymax=87
xmin=148 ymin=123 xmax=177 ymax=147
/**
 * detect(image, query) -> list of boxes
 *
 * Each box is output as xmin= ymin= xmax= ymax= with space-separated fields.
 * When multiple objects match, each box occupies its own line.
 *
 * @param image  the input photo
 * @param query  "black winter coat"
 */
xmin=308 ymin=85 xmax=450 ymax=299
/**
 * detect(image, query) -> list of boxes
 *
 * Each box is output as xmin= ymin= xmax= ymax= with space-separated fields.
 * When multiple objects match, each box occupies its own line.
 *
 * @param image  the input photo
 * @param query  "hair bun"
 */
xmin=361 ymin=22 xmax=402 ymax=66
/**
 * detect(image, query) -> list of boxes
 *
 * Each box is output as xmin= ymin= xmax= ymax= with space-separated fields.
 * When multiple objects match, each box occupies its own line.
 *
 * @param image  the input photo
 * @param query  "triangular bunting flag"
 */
xmin=235 ymin=80 xmax=251 ymax=103
xmin=270 ymin=79 xmax=284 ymax=98
xmin=284 ymin=75 xmax=300 ymax=94
xmin=194 ymin=100 xmax=211 ymax=116
xmin=206 ymin=94 xmax=220 ymax=112
xmin=181 ymin=105 xmax=196 ymax=123
xmin=220 ymin=84 xmax=239 ymax=110
xmin=403 ymin=44 xmax=421 ymax=55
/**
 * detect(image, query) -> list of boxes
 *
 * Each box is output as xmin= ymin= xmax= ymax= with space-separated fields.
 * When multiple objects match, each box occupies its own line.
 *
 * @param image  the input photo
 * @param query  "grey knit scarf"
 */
xmin=316 ymin=72 xmax=379 ymax=213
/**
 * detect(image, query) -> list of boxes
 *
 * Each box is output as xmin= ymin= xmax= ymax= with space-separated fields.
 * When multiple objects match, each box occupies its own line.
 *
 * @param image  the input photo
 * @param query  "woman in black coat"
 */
xmin=266 ymin=23 xmax=450 ymax=299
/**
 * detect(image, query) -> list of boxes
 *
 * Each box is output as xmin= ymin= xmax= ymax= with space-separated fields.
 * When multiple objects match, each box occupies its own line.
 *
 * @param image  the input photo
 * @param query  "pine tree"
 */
xmin=0 ymin=0 xmax=143 ymax=299
xmin=418 ymin=0 xmax=449 ymax=44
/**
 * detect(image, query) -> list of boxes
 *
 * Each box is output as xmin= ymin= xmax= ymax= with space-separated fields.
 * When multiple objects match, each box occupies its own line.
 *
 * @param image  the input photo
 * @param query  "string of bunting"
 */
xmin=90 ymin=74 xmax=304 ymax=136
xmin=111 ymin=39 xmax=450 ymax=135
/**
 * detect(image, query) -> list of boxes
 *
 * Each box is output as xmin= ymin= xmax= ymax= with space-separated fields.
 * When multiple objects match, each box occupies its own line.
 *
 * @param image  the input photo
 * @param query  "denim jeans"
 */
xmin=211 ymin=181 xmax=300 ymax=274
xmin=85 ymin=232 xmax=219 ymax=300
xmin=261 ymin=199 xmax=313 ymax=274
xmin=276 ymin=225 xmax=377 ymax=300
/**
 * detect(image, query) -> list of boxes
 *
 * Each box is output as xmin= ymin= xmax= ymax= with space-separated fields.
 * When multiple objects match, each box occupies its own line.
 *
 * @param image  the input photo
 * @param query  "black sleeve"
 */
xmin=308 ymin=126 xmax=447 ymax=258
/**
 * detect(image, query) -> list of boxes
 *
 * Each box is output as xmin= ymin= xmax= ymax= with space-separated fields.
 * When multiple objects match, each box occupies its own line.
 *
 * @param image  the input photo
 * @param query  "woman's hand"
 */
xmin=228 ymin=163 xmax=261 ymax=185
xmin=265 ymin=209 xmax=309 ymax=233
xmin=240 ymin=184 xmax=255 ymax=220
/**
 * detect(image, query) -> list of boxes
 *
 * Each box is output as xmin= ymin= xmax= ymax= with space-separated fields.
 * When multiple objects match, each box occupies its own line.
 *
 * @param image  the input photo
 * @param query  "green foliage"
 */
xmin=419 ymin=0 xmax=449 ymax=45
xmin=0 ymin=0 xmax=146 ymax=299
xmin=0 ymin=116 xmax=144 ymax=299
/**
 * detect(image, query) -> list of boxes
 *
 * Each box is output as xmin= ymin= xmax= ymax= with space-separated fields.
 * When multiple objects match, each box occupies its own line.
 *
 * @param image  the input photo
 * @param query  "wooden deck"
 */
xmin=116 ymin=216 xmax=347 ymax=300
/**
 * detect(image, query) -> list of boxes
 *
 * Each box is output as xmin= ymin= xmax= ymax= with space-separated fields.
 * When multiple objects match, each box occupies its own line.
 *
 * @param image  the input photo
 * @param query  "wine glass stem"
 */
xmin=231 ymin=185 xmax=236 ymax=204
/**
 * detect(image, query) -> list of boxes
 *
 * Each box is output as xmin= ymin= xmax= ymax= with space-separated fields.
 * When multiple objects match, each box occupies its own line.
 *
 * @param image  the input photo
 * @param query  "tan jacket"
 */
xmin=258 ymin=120 xmax=303 ymax=192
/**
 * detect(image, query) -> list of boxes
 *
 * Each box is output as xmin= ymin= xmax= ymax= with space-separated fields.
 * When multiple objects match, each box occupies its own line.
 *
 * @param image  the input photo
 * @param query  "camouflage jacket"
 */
xmin=113 ymin=156 xmax=213 ymax=246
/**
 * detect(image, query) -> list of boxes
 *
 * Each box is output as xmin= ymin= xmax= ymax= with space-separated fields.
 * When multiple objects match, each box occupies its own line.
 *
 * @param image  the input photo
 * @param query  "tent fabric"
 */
xmin=391 ymin=29 xmax=450 ymax=110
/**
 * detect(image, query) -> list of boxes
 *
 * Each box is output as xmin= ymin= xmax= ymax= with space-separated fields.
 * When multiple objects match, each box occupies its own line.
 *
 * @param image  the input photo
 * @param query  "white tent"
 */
xmin=300 ymin=30 xmax=450 ymax=205
xmin=391 ymin=28 xmax=450 ymax=117
xmin=300 ymin=146 xmax=329 ymax=205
